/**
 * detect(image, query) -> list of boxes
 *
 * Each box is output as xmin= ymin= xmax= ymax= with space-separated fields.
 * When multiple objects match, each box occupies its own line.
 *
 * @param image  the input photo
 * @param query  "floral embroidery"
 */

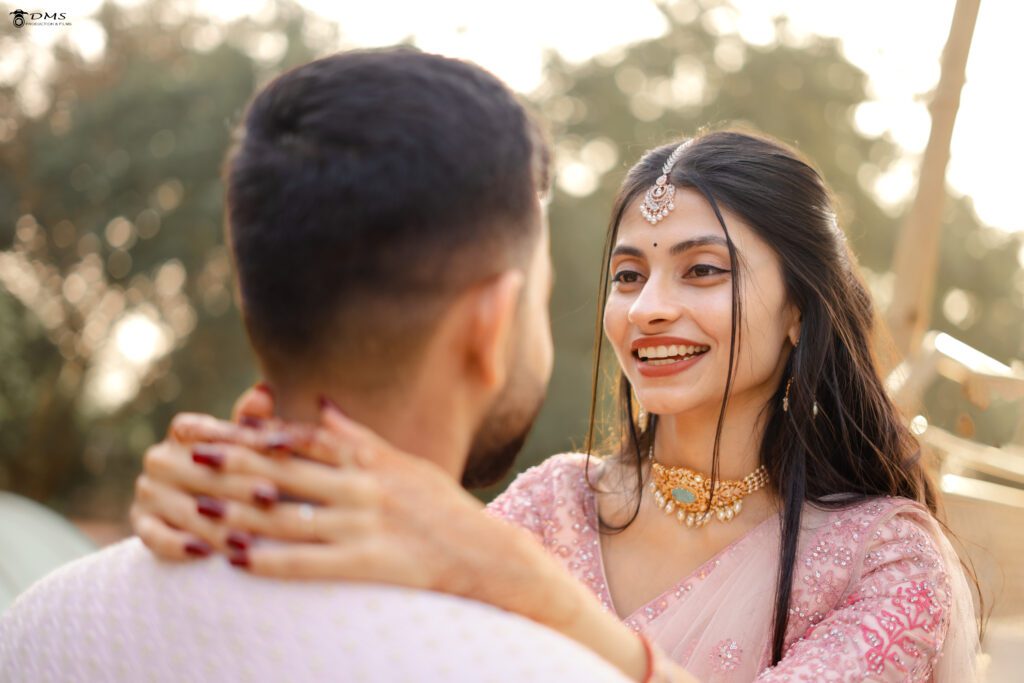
xmin=759 ymin=506 xmax=952 ymax=682
xmin=488 ymin=455 xmax=957 ymax=682
xmin=485 ymin=454 xmax=615 ymax=614
xmin=711 ymin=639 xmax=743 ymax=672
xmin=860 ymin=580 xmax=944 ymax=676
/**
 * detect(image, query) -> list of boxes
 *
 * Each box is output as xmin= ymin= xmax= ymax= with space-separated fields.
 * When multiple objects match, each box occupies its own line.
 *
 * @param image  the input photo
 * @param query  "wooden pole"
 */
xmin=886 ymin=0 xmax=982 ymax=359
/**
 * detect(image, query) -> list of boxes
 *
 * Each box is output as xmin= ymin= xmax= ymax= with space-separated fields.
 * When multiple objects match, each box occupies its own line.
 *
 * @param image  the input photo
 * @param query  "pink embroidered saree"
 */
xmin=487 ymin=453 xmax=979 ymax=682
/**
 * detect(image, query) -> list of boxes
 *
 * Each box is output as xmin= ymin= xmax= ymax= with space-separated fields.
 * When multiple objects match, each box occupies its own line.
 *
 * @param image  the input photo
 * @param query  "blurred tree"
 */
xmin=0 ymin=0 xmax=338 ymax=515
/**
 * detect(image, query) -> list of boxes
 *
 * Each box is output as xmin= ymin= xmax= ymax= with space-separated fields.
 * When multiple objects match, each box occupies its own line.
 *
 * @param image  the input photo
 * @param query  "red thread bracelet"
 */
xmin=638 ymin=633 xmax=656 ymax=683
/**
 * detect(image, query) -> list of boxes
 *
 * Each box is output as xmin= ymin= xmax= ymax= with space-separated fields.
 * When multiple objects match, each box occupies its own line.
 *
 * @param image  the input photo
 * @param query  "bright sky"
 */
xmin=301 ymin=0 xmax=1021 ymax=233
xmin=30 ymin=0 xmax=1024 ymax=232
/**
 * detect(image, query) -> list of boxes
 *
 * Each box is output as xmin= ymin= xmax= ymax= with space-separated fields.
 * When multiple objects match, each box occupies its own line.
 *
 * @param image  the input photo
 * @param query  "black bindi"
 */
xmin=653 ymin=242 xmax=658 ymax=247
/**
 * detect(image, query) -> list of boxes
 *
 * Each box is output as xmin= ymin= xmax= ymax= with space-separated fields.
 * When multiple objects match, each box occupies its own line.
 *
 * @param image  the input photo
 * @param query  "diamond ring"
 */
xmin=298 ymin=503 xmax=317 ymax=537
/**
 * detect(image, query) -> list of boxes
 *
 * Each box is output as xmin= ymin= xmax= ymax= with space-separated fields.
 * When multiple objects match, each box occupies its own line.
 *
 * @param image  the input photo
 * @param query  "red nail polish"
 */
xmin=229 ymin=551 xmax=250 ymax=568
xmin=254 ymin=381 xmax=273 ymax=397
xmin=184 ymin=540 xmax=212 ymax=557
xmin=240 ymin=415 xmax=264 ymax=428
xmin=265 ymin=432 xmax=292 ymax=451
xmin=226 ymin=530 xmax=251 ymax=551
xmin=253 ymin=485 xmax=277 ymax=508
xmin=197 ymin=496 xmax=225 ymax=519
xmin=317 ymin=394 xmax=343 ymax=414
xmin=192 ymin=444 xmax=224 ymax=470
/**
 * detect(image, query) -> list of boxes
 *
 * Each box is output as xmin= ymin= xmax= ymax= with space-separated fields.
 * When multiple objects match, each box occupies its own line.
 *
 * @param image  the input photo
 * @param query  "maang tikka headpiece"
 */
xmin=640 ymin=139 xmax=693 ymax=225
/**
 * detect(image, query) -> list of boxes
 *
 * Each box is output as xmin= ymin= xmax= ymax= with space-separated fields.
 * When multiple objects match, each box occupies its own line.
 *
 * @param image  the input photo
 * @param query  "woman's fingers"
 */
xmin=231 ymin=382 xmax=275 ymax=424
xmin=134 ymin=474 xmax=232 ymax=551
xmin=316 ymin=403 xmax=396 ymax=467
xmin=310 ymin=402 xmax=439 ymax=472
xmin=147 ymin=436 xmax=383 ymax=507
xmin=168 ymin=412 xmax=241 ymax=443
xmin=239 ymin=541 xmax=430 ymax=587
xmin=165 ymin=405 xmax=382 ymax=472
xmin=130 ymin=507 xmax=212 ymax=562
xmin=143 ymin=440 xmax=279 ymax=505
xmin=219 ymin=502 xmax=378 ymax=543
xmin=200 ymin=443 xmax=382 ymax=506
xmin=167 ymin=412 xmax=316 ymax=453
xmin=300 ymin=428 xmax=368 ymax=468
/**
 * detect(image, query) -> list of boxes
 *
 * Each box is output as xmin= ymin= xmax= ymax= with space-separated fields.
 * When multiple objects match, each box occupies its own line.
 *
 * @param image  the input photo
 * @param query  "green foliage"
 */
xmin=0 ymin=0 xmax=336 ymax=513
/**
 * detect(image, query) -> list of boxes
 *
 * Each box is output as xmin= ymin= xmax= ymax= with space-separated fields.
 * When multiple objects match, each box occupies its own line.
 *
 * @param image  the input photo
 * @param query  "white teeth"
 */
xmin=637 ymin=344 xmax=710 ymax=360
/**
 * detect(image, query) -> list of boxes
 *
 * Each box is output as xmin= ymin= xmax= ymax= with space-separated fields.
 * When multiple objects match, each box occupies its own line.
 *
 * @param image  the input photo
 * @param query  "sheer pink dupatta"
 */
xmin=630 ymin=501 xmax=980 ymax=682
xmin=488 ymin=454 xmax=979 ymax=682
xmin=925 ymin=507 xmax=981 ymax=683
xmin=635 ymin=516 xmax=782 ymax=680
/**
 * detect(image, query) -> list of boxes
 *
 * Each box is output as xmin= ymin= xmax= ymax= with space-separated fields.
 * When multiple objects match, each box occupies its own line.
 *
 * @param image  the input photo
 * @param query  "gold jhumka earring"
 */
xmin=782 ymin=338 xmax=819 ymax=417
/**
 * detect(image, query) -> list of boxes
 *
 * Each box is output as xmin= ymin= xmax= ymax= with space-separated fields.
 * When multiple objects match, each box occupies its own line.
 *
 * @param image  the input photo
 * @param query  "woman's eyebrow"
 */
xmin=668 ymin=235 xmax=732 ymax=256
xmin=610 ymin=244 xmax=644 ymax=259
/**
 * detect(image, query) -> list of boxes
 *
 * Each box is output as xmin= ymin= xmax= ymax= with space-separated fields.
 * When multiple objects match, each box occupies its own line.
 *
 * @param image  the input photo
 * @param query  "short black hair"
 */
xmin=224 ymin=48 xmax=550 ymax=389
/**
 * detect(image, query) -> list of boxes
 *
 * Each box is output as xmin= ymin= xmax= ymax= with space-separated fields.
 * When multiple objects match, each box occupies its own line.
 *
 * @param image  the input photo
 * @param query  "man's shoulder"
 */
xmin=1 ymin=539 xmax=628 ymax=682
xmin=3 ymin=537 xmax=523 ymax=620
xmin=3 ymin=538 xmax=148 ymax=613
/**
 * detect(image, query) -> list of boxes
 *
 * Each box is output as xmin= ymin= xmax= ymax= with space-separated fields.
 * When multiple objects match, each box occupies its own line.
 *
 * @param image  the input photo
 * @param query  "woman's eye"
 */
xmin=687 ymin=264 xmax=729 ymax=278
xmin=612 ymin=270 xmax=643 ymax=284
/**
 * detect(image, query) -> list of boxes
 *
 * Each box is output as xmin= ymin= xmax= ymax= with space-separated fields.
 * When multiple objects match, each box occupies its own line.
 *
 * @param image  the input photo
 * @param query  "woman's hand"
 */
xmin=132 ymin=392 xmax=581 ymax=617
xmin=134 ymin=397 xmax=529 ymax=591
xmin=131 ymin=383 xmax=322 ymax=558
xmin=130 ymin=393 xmax=697 ymax=682
xmin=132 ymin=389 xmax=513 ymax=584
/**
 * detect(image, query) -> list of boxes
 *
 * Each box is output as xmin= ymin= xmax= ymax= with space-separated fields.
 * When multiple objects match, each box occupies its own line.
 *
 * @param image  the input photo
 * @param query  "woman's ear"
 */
xmin=462 ymin=269 xmax=525 ymax=390
xmin=787 ymin=308 xmax=802 ymax=347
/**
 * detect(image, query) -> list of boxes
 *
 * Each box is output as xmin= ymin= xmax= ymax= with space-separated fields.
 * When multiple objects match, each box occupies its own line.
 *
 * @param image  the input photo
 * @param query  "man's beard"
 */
xmin=460 ymin=374 xmax=545 ymax=489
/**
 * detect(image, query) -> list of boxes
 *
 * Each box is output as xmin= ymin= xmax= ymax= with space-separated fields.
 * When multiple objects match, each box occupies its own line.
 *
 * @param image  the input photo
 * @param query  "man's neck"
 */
xmin=273 ymin=381 xmax=472 ymax=483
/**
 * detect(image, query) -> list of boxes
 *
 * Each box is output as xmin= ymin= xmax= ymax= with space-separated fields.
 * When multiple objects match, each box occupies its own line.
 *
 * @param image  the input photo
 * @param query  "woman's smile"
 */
xmin=631 ymin=335 xmax=711 ymax=377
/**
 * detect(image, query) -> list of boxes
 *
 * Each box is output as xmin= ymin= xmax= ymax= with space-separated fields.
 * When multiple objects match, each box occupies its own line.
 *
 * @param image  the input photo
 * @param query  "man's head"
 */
xmin=223 ymin=49 xmax=553 ymax=487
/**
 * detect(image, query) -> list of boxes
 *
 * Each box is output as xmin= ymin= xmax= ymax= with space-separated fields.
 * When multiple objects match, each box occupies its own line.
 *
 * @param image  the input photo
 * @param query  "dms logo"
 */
xmin=9 ymin=9 xmax=69 ymax=28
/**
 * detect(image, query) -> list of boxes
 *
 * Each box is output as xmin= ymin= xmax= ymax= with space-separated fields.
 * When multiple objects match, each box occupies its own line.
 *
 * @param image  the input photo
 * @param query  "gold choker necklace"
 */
xmin=647 ymin=444 xmax=769 ymax=528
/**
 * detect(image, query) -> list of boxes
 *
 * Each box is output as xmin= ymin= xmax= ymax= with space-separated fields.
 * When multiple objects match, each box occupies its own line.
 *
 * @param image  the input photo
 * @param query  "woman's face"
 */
xmin=603 ymin=187 xmax=800 ymax=417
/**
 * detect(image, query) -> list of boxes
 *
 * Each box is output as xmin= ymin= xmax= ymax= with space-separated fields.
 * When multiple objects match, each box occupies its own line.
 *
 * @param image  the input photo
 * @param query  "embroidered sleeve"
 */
xmin=484 ymin=454 xmax=566 ymax=544
xmin=755 ymin=509 xmax=952 ymax=682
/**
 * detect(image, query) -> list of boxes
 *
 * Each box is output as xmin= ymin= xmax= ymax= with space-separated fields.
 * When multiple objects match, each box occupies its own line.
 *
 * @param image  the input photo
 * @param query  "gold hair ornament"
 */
xmin=640 ymin=140 xmax=692 ymax=225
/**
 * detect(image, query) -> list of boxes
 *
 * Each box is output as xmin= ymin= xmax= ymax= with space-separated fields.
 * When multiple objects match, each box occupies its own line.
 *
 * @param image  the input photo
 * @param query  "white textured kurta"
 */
xmin=0 ymin=538 xmax=628 ymax=683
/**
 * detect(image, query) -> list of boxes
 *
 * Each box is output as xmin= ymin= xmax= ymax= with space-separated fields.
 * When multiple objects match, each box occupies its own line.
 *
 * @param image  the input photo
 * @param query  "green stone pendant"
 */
xmin=671 ymin=487 xmax=696 ymax=504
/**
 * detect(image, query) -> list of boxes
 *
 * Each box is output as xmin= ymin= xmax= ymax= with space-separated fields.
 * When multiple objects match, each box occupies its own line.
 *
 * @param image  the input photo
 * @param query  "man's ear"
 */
xmin=462 ymin=269 xmax=525 ymax=390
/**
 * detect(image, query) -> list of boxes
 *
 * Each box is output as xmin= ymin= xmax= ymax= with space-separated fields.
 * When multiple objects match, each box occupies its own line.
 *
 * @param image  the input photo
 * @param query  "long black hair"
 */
xmin=583 ymin=128 xmax=945 ymax=664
